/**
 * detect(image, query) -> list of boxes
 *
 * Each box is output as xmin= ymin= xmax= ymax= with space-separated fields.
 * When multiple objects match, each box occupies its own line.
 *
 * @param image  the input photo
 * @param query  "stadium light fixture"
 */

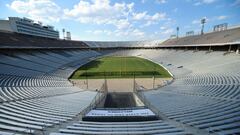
xmin=176 ymin=27 xmax=179 ymax=39
xmin=62 ymin=28 xmax=65 ymax=39
xmin=201 ymin=18 xmax=206 ymax=35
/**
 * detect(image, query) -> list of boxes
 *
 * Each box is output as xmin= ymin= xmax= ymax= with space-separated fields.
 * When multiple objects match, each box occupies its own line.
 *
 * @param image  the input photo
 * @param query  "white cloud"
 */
xmin=132 ymin=29 xmax=145 ymax=37
xmin=115 ymin=28 xmax=145 ymax=39
xmin=64 ymin=0 xmax=134 ymax=30
xmin=217 ymin=15 xmax=228 ymax=20
xmin=194 ymin=2 xmax=202 ymax=6
xmin=161 ymin=28 xmax=174 ymax=34
xmin=160 ymin=26 xmax=166 ymax=30
xmin=184 ymin=25 xmax=192 ymax=29
xmin=192 ymin=17 xmax=208 ymax=24
xmin=7 ymin=0 xmax=62 ymax=23
xmin=192 ymin=19 xmax=200 ymax=24
xmin=133 ymin=12 xmax=147 ymax=20
xmin=173 ymin=8 xmax=178 ymax=13
xmin=114 ymin=19 xmax=131 ymax=29
xmin=141 ymin=0 xmax=146 ymax=4
xmin=192 ymin=15 xmax=227 ymax=27
xmin=151 ymin=13 xmax=166 ymax=21
xmin=6 ymin=0 xmax=172 ymax=40
xmin=142 ymin=0 xmax=167 ymax=4
xmin=86 ymin=30 xmax=112 ymax=35
xmin=86 ymin=28 xmax=144 ymax=39
xmin=93 ymin=30 xmax=103 ymax=35
xmin=156 ymin=0 xmax=167 ymax=4
xmin=202 ymin=0 xmax=216 ymax=4
xmin=142 ymin=21 xmax=156 ymax=27
xmin=133 ymin=12 xmax=167 ymax=27
xmin=194 ymin=0 xmax=217 ymax=6
xmin=71 ymin=34 xmax=83 ymax=40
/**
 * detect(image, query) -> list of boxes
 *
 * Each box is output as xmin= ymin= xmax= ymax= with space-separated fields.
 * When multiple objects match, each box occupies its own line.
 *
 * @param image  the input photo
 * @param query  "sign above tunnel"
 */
xmin=86 ymin=108 xmax=156 ymax=117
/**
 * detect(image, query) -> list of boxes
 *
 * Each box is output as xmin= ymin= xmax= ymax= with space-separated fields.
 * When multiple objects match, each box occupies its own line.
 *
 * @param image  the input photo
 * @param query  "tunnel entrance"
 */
xmin=104 ymin=92 xmax=136 ymax=108
xmin=82 ymin=92 xmax=159 ymax=122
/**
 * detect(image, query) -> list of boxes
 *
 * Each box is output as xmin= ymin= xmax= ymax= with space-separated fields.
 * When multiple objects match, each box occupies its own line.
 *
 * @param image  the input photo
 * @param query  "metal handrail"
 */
xmin=80 ymin=80 xmax=108 ymax=116
xmin=133 ymin=80 xmax=174 ymax=118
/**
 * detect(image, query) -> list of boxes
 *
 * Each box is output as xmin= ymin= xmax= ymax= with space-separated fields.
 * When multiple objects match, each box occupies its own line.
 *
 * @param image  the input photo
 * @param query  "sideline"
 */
xmin=137 ymin=56 xmax=174 ymax=78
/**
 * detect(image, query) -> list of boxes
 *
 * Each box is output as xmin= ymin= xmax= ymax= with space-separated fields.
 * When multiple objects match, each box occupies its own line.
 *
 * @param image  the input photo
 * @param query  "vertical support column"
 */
xmin=236 ymin=45 xmax=239 ymax=54
xmin=133 ymin=72 xmax=136 ymax=92
xmin=153 ymin=75 xmax=155 ymax=89
xmin=104 ymin=72 xmax=108 ymax=93
xmin=194 ymin=46 xmax=198 ymax=52
xmin=228 ymin=45 xmax=232 ymax=52
xmin=86 ymin=70 xmax=88 ymax=89
xmin=208 ymin=46 xmax=212 ymax=52
xmin=153 ymin=65 xmax=156 ymax=89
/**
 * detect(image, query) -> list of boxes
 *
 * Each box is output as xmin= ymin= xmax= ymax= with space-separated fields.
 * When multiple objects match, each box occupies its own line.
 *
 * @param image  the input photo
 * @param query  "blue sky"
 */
xmin=0 ymin=0 xmax=239 ymax=41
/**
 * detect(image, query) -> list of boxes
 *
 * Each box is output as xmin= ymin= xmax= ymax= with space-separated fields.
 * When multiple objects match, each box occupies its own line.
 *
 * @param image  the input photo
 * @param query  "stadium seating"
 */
xmin=50 ymin=120 xmax=188 ymax=135
xmin=0 ymin=31 xmax=89 ymax=48
xmin=0 ymin=91 xmax=96 ymax=134
xmin=161 ymin=26 xmax=240 ymax=45
xmin=132 ymin=49 xmax=240 ymax=134
xmin=48 ymin=48 xmax=240 ymax=135
xmin=0 ymin=28 xmax=240 ymax=134
xmin=0 ymin=49 xmax=100 ymax=134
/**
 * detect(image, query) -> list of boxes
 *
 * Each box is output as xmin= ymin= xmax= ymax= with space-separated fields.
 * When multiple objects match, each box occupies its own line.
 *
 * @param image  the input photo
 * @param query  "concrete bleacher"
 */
xmin=161 ymin=26 xmax=240 ymax=45
xmin=0 ymin=31 xmax=89 ymax=48
xmin=50 ymin=120 xmax=188 ymax=135
xmin=0 ymin=48 xmax=100 ymax=134
xmin=50 ymin=48 xmax=240 ymax=134
xmin=129 ymin=49 xmax=240 ymax=135
xmin=0 ymin=91 xmax=96 ymax=134
xmin=0 ymin=27 xmax=240 ymax=134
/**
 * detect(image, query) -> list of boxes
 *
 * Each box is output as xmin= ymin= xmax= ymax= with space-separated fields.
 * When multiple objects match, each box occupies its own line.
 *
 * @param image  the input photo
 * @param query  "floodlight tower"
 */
xmin=201 ymin=18 xmax=206 ymax=35
xmin=62 ymin=28 xmax=65 ymax=39
xmin=176 ymin=27 xmax=179 ymax=39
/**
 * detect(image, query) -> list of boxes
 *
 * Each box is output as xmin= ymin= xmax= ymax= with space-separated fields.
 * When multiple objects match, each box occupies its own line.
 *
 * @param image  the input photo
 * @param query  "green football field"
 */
xmin=70 ymin=56 xmax=172 ymax=79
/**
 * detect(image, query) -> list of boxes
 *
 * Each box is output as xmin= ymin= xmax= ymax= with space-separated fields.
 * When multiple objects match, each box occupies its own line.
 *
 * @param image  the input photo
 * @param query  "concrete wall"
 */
xmin=0 ymin=20 xmax=13 ymax=32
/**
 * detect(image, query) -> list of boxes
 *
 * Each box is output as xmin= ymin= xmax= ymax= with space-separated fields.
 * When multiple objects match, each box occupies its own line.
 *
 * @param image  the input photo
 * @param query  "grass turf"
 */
xmin=70 ymin=56 xmax=172 ymax=79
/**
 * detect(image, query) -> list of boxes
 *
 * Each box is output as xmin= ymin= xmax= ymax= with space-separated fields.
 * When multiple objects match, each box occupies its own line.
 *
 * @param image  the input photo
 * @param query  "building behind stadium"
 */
xmin=0 ymin=17 xmax=59 ymax=39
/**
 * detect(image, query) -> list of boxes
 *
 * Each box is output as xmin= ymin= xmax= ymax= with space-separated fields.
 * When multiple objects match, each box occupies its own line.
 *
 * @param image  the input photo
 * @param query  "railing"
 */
xmin=134 ymin=92 xmax=161 ymax=119
xmin=80 ymin=79 xmax=108 ymax=117
xmin=133 ymin=80 xmax=223 ymax=134
xmin=133 ymin=80 xmax=173 ymax=120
